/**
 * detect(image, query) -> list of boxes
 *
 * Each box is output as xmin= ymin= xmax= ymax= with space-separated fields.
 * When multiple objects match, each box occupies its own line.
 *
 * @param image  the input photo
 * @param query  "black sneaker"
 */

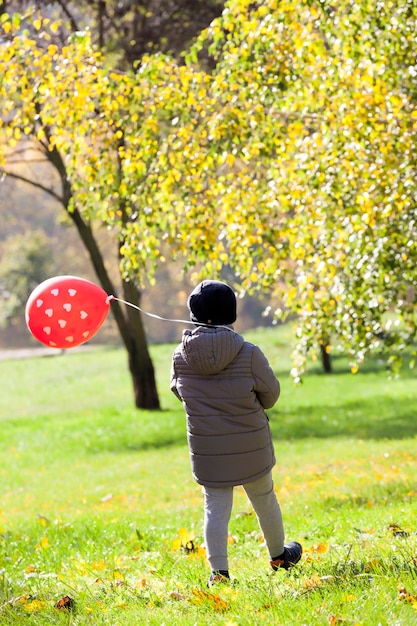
xmin=207 ymin=571 xmax=230 ymax=588
xmin=270 ymin=541 xmax=303 ymax=571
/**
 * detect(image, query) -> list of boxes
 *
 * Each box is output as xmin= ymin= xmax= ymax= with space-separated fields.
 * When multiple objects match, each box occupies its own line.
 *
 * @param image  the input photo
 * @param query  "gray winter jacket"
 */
xmin=170 ymin=326 xmax=280 ymax=487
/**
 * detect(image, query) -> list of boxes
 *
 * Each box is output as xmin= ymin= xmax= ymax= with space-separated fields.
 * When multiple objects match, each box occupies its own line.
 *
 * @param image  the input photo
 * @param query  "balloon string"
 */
xmin=107 ymin=295 xmax=235 ymax=331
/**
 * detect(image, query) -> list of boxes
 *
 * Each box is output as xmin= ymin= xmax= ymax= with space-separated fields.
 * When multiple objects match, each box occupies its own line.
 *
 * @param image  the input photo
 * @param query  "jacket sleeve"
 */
xmin=251 ymin=345 xmax=280 ymax=409
xmin=170 ymin=358 xmax=182 ymax=401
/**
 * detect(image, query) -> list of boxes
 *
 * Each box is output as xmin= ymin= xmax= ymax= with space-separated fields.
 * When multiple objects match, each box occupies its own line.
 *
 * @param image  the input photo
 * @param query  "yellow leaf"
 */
xmin=191 ymin=589 xmax=228 ymax=611
xmin=303 ymin=574 xmax=322 ymax=589
xmin=178 ymin=527 xmax=192 ymax=541
xmin=24 ymin=599 xmax=47 ymax=612
xmin=306 ymin=543 xmax=329 ymax=554
xmin=343 ymin=594 xmax=356 ymax=602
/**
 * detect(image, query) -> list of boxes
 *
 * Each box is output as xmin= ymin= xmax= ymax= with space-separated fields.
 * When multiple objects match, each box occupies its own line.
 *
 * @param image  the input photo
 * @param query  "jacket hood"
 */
xmin=181 ymin=326 xmax=244 ymax=375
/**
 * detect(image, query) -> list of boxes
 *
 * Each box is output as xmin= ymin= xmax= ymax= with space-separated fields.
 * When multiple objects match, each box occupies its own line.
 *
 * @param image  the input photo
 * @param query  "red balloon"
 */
xmin=25 ymin=276 xmax=111 ymax=349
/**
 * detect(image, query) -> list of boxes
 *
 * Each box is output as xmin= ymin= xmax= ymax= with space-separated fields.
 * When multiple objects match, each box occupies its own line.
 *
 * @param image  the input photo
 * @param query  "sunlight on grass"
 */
xmin=0 ymin=327 xmax=416 ymax=625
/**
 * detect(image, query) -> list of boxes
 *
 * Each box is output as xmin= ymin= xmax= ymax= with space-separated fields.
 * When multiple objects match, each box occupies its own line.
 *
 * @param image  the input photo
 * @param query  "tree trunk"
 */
xmin=68 ymin=209 xmax=160 ymax=409
xmin=319 ymin=341 xmax=332 ymax=373
xmin=121 ymin=279 xmax=160 ymax=409
xmin=97 ymin=0 xmax=106 ymax=49
xmin=45 ymin=142 xmax=160 ymax=409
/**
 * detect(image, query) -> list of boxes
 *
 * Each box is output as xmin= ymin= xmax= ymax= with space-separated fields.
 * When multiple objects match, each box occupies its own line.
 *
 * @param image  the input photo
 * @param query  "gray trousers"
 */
xmin=202 ymin=471 xmax=285 ymax=572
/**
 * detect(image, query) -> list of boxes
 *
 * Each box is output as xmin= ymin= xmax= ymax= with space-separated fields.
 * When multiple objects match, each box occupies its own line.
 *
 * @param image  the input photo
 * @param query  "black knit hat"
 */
xmin=187 ymin=280 xmax=237 ymax=325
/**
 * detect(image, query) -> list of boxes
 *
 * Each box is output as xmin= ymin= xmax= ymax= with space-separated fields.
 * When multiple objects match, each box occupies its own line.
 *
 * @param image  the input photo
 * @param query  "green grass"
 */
xmin=1 ymin=327 xmax=417 ymax=625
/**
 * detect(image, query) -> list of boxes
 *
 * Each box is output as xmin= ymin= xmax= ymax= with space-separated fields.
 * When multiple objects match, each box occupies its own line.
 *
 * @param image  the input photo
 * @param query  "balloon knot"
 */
xmin=106 ymin=295 xmax=115 ymax=304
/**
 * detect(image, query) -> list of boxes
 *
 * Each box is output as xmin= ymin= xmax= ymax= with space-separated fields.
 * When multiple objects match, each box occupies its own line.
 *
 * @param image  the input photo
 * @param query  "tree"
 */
xmin=118 ymin=0 xmax=417 ymax=377
xmin=0 ymin=14 xmax=163 ymax=407
xmin=0 ymin=1 xmax=226 ymax=406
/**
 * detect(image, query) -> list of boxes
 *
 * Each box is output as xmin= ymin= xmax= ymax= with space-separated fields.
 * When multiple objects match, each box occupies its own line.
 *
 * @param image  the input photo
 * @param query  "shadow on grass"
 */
xmin=270 ymin=394 xmax=417 ymax=441
xmin=86 ymin=357 xmax=416 ymax=455
xmin=108 ymin=433 xmax=186 ymax=453
xmin=85 ymin=409 xmax=187 ymax=455
xmin=98 ymin=394 xmax=416 ymax=455
xmin=87 ymin=436 xmax=186 ymax=456
xmin=91 ymin=380 xmax=416 ymax=455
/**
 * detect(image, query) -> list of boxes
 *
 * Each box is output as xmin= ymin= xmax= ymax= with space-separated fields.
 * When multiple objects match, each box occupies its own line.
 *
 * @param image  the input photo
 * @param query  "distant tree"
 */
xmin=0 ymin=230 xmax=55 ymax=327
xmin=3 ymin=0 xmax=225 ymax=66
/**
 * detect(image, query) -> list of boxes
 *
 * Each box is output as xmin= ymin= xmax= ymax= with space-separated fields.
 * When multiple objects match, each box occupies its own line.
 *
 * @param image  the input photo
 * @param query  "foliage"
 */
xmin=0 ymin=331 xmax=417 ymax=624
xmin=0 ymin=12 xmax=207 ymax=284
xmin=0 ymin=230 xmax=55 ymax=327
xmin=1 ymin=2 xmax=416 ymax=380
xmin=0 ymin=14 xmax=172 ymax=281
xmin=123 ymin=0 xmax=417 ymax=377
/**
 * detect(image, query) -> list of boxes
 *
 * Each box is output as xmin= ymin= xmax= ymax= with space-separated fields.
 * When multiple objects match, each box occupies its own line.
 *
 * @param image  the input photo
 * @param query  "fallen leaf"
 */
xmin=169 ymin=591 xmax=187 ymax=600
xmin=388 ymin=524 xmax=409 ymax=537
xmin=306 ymin=543 xmax=329 ymax=554
xmin=24 ymin=599 xmax=47 ymax=612
xmin=398 ymin=584 xmax=417 ymax=607
xmin=54 ymin=595 xmax=75 ymax=612
xmin=191 ymin=589 xmax=228 ymax=611
xmin=303 ymin=574 xmax=322 ymax=589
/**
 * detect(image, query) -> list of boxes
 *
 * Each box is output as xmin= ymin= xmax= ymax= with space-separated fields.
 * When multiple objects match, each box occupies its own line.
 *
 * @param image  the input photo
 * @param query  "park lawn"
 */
xmin=0 ymin=326 xmax=417 ymax=625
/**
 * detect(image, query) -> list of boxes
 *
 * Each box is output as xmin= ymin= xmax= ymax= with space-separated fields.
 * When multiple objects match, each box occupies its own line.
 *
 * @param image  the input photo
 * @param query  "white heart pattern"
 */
xmin=49 ymin=341 xmax=57 ymax=347
xmin=63 ymin=303 xmax=72 ymax=312
xmin=65 ymin=336 xmax=74 ymax=343
xmin=82 ymin=331 xmax=90 ymax=338
xmin=45 ymin=309 xmax=53 ymax=317
xmin=36 ymin=299 xmax=43 ymax=308
xmin=80 ymin=311 xmax=88 ymax=319
xmin=68 ymin=289 xmax=77 ymax=297
xmin=51 ymin=289 xmax=59 ymax=296
xmin=43 ymin=326 xmax=51 ymax=335
xmin=58 ymin=319 xmax=67 ymax=328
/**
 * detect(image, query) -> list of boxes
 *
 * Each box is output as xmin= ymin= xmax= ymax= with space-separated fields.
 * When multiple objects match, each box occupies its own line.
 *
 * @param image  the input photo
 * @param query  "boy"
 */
xmin=170 ymin=280 xmax=302 ymax=585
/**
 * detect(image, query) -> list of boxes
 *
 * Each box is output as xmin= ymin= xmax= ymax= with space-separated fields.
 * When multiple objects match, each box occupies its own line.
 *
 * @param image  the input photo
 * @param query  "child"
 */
xmin=170 ymin=280 xmax=302 ymax=586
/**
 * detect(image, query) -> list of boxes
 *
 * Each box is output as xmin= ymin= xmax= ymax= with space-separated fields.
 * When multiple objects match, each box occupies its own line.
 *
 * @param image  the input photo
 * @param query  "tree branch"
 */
xmin=0 ymin=169 xmax=64 ymax=204
xmin=5 ymin=157 xmax=50 ymax=165
xmin=54 ymin=0 xmax=80 ymax=32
